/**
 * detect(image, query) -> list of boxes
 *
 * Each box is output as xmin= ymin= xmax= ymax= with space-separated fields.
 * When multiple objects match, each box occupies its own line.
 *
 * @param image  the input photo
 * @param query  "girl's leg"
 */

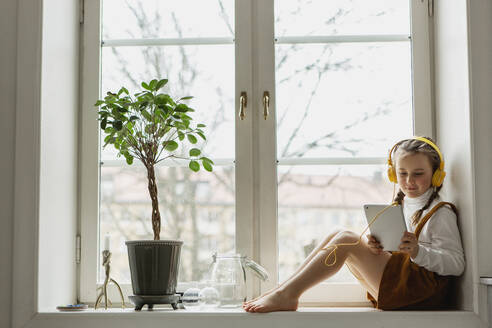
xmin=244 ymin=229 xmax=343 ymax=304
xmin=243 ymin=231 xmax=391 ymax=313
xmin=345 ymin=262 xmax=378 ymax=298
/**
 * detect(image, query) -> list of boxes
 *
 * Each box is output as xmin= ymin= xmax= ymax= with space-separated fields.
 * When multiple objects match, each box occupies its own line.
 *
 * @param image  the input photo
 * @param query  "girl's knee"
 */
xmin=333 ymin=230 xmax=359 ymax=244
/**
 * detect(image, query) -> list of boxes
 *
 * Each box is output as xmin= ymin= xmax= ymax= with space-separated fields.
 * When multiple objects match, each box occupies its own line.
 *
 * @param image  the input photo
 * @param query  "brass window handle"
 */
xmin=239 ymin=91 xmax=247 ymax=120
xmin=263 ymin=91 xmax=270 ymax=120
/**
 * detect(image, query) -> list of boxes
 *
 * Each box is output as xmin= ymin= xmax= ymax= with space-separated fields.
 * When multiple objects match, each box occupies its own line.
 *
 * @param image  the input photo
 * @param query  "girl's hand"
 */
xmin=366 ymin=234 xmax=383 ymax=255
xmin=399 ymin=231 xmax=419 ymax=259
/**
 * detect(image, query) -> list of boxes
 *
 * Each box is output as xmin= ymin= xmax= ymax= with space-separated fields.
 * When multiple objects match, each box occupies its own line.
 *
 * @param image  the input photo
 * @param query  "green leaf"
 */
xmin=175 ymin=122 xmax=186 ymax=130
xmin=100 ymin=118 xmax=107 ymax=130
xmin=187 ymin=134 xmax=198 ymax=144
xmin=117 ymin=87 xmax=129 ymax=96
xmin=141 ymin=110 xmax=152 ymax=121
xmin=141 ymin=82 xmax=151 ymax=90
xmin=155 ymin=93 xmax=170 ymax=105
xmin=197 ymin=123 xmax=206 ymax=128
xmin=178 ymin=131 xmax=185 ymax=141
xmin=120 ymin=141 xmax=128 ymax=150
xmin=197 ymin=132 xmax=206 ymax=140
xmin=149 ymin=79 xmax=158 ymax=91
xmin=103 ymin=134 xmax=116 ymax=147
xmin=164 ymin=140 xmax=179 ymax=151
xmin=179 ymin=96 xmax=193 ymax=101
xmin=189 ymin=148 xmax=201 ymax=157
xmin=95 ymin=100 xmax=105 ymax=106
xmin=129 ymin=115 xmax=139 ymax=121
xmin=189 ymin=160 xmax=200 ymax=172
xmin=117 ymin=106 xmax=128 ymax=113
xmin=103 ymin=134 xmax=113 ymax=144
xmin=113 ymin=120 xmax=123 ymax=131
xmin=175 ymin=104 xmax=189 ymax=112
xmin=125 ymin=155 xmax=134 ymax=165
xmin=156 ymin=79 xmax=168 ymax=90
xmin=155 ymin=109 xmax=166 ymax=122
xmin=202 ymin=160 xmax=213 ymax=172
xmin=200 ymin=156 xmax=214 ymax=164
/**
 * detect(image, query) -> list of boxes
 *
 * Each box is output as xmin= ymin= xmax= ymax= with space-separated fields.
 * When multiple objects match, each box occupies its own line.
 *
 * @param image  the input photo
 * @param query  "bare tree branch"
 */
xmin=217 ymin=0 xmax=234 ymax=37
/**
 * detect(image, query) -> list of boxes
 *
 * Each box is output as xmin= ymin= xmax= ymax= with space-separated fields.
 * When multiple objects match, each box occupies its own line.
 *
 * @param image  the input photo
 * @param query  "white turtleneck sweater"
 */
xmin=403 ymin=188 xmax=465 ymax=276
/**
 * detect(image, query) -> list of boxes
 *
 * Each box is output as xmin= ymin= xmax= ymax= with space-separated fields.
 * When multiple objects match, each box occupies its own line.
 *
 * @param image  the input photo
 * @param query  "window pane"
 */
xmin=275 ymin=0 xmax=410 ymax=37
xmin=99 ymin=165 xmax=235 ymax=283
xmin=99 ymin=1 xmax=235 ymax=284
xmin=277 ymin=164 xmax=393 ymax=283
xmin=102 ymin=0 xmax=234 ymax=39
xmin=276 ymin=42 xmax=413 ymax=158
xmin=100 ymin=44 xmax=235 ymax=160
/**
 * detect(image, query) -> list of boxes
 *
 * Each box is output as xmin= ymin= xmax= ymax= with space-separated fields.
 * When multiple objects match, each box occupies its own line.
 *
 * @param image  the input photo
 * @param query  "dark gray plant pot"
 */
xmin=126 ymin=240 xmax=183 ymax=296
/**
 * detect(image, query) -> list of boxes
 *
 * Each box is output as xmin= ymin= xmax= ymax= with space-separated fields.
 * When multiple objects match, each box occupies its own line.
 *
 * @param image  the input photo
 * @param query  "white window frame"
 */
xmin=79 ymin=0 xmax=432 ymax=305
xmin=254 ymin=0 xmax=433 ymax=305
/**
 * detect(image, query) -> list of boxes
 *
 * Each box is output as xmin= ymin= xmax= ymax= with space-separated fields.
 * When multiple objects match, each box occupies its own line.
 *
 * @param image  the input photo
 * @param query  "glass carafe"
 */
xmin=210 ymin=253 xmax=269 ymax=308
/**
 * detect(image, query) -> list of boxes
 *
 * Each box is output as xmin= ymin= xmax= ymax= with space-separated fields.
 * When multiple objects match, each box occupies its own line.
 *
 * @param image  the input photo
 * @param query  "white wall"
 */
xmin=466 ymin=0 xmax=492 ymax=278
xmin=37 ymin=0 xmax=80 ymax=311
xmin=466 ymin=0 xmax=492 ymax=323
xmin=8 ymin=0 xmax=79 ymax=324
xmin=0 ymin=0 xmax=17 ymax=327
xmin=433 ymin=0 xmax=479 ymax=312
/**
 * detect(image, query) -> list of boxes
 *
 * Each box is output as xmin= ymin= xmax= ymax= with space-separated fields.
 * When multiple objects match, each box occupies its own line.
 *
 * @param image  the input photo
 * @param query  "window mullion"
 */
xmin=102 ymin=37 xmax=234 ymax=47
xmin=411 ymin=0 xmax=433 ymax=137
xmin=253 ymin=0 xmax=279 ymax=295
xmin=276 ymin=35 xmax=410 ymax=44
xmin=234 ymin=0 xmax=256 ymax=298
xmin=79 ymin=0 xmax=102 ymax=303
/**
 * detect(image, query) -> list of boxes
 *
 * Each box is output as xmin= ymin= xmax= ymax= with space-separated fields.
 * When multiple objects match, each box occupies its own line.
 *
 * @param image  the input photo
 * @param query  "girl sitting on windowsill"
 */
xmin=243 ymin=137 xmax=465 ymax=312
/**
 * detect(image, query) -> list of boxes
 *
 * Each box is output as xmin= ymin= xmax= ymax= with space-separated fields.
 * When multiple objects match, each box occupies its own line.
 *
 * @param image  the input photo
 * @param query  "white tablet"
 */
xmin=363 ymin=204 xmax=407 ymax=252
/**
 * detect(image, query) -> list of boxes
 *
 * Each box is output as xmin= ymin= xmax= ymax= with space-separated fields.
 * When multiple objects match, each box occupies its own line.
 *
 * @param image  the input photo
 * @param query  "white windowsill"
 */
xmin=32 ymin=308 xmax=480 ymax=328
xmin=43 ymin=306 xmax=379 ymax=314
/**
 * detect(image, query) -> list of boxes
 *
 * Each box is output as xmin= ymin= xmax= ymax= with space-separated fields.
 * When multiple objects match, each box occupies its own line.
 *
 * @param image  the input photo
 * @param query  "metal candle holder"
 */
xmin=95 ymin=250 xmax=125 ymax=309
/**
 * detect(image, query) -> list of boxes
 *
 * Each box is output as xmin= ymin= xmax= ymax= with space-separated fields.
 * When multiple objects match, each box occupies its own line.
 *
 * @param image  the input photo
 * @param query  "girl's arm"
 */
xmin=411 ymin=206 xmax=465 ymax=276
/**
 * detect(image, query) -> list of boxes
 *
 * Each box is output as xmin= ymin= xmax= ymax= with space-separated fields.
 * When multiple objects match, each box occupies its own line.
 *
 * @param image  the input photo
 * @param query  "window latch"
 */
xmin=239 ymin=91 xmax=247 ymax=120
xmin=263 ymin=91 xmax=270 ymax=120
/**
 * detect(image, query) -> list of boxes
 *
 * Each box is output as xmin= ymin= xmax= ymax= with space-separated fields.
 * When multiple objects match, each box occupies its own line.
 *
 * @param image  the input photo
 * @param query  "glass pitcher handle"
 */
xmin=244 ymin=258 xmax=269 ymax=281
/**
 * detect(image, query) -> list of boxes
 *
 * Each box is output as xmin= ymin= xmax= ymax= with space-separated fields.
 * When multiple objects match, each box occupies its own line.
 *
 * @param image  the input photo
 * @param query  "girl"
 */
xmin=243 ymin=137 xmax=465 ymax=312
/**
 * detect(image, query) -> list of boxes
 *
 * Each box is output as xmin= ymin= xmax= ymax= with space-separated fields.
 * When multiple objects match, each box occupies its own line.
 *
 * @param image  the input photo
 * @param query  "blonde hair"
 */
xmin=392 ymin=137 xmax=442 ymax=226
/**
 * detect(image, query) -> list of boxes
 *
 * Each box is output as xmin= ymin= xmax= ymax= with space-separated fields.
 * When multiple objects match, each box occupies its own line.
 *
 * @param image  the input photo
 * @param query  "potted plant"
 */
xmin=95 ymin=78 xmax=213 ymax=300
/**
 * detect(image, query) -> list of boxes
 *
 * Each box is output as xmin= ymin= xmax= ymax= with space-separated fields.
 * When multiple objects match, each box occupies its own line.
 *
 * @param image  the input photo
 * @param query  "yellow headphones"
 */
xmin=387 ymin=136 xmax=446 ymax=187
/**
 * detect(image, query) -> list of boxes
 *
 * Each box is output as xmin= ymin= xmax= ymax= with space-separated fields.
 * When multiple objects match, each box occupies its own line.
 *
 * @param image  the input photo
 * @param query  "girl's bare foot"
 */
xmin=243 ymin=286 xmax=279 ymax=305
xmin=242 ymin=289 xmax=298 ymax=313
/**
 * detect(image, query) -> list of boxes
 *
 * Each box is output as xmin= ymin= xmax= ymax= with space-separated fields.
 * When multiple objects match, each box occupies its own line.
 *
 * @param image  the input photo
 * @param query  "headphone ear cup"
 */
xmin=432 ymin=169 xmax=446 ymax=187
xmin=387 ymin=165 xmax=397 ymax=183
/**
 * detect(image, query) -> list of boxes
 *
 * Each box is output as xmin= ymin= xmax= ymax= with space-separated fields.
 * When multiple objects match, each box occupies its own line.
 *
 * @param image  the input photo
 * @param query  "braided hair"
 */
xmin=391 ymin=137 xmax=443 ymax=226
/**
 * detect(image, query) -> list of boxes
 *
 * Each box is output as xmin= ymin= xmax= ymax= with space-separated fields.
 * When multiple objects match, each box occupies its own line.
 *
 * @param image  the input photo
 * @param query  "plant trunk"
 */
xmin=147 ymin=164 xmax=161 ymax=240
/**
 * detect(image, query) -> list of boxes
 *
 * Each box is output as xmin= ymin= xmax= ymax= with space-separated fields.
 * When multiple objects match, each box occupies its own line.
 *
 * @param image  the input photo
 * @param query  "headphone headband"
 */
xmin=412 ymin=136 xmax=444 ymax=170
xmin=389 ymin=137 xmax=443 ymax=167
